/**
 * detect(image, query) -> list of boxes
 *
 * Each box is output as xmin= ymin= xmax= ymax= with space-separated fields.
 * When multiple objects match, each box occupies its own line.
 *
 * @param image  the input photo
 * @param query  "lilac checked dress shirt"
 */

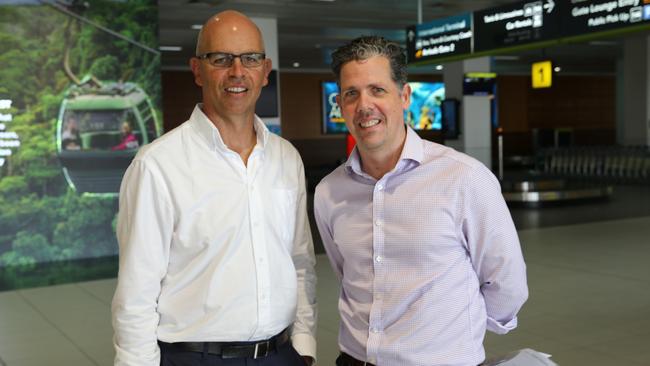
xmin=314 ymin=127 xmax=528 ymax=366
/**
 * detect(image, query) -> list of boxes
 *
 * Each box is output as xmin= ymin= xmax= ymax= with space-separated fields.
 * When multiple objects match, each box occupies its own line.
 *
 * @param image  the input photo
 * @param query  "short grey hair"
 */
xmin=331 ymin=36 xmax=407 ymax=88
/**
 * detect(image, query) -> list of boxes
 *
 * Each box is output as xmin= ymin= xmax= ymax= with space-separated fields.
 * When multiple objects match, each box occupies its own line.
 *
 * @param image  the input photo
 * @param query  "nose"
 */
xmin=355 ymin=91 xmax=373 ymax=114
xmin=228 ymin=57 xmax=245 ymax=77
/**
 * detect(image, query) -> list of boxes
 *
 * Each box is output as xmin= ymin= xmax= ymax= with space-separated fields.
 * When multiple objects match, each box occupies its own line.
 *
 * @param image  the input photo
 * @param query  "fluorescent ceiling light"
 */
xmin=191 ymin=24 xmax=203 ymax=30
xmin=493 ymin=55 xmax=520 ymax=61
xmin=589 ymin=40 xmax=618 ymax=46
xmin=159 ymin=46 xmax=182 ymax=52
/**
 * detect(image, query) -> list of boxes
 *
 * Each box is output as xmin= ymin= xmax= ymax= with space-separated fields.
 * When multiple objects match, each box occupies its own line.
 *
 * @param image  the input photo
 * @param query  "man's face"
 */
xmin=190 ymin=20 xmax=271 ymax=119
xmin=337 ymin=55 xmax=410 ymax=155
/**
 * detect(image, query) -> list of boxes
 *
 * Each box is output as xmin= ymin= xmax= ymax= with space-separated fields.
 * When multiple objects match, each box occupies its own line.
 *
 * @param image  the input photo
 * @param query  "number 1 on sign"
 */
xmin=532 ymin=61 xmax=552 ymax=89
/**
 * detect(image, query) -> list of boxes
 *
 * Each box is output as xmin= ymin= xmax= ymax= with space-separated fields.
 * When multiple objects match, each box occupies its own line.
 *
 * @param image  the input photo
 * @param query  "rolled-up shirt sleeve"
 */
xmin=112 ymin=160 xmax=174 ymax=366
xmin=460 ymin=164 xmax=528 ymax=335
xmin=289 ymin=158 xmax=318 ymax=359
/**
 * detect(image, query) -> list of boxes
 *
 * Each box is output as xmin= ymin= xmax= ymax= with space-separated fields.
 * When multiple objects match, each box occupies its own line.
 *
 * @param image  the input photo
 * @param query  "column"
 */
xmin=619 ymin=34 xmax=650 ymax=146
xmin=443 ymin=56 xmax=493 ymax=168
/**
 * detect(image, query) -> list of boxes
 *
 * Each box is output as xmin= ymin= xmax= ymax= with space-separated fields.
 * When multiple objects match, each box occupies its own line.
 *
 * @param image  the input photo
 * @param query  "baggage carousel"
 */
xmin=501 ymin=178 xmax=613 ymax=205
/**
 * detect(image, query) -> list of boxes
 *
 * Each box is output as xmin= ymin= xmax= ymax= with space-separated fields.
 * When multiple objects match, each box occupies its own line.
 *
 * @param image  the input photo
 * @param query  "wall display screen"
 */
xmin=474 ymin=0 xmax=562 ymax=52
xmin=441 ymin=98 xmax=460 ymax=139
xmin=0 ymin=0 xmax=161 ymax=272
xmin=561 ymin=0 xmax=650 ymax=37
xmin=322 ymin=81 xmax=347 ymax=134
xmin=405 ymin=82 xmax=445 ymax=130
xmin=463 ymin=73 xmax=497 ymax=96
xmin=255 ymin=70 xmax=279 ymax=118
xmin=322 ymin=81 xmax=445 ymax=134
xmin=406 ymin=13 xmax=473 ymax=63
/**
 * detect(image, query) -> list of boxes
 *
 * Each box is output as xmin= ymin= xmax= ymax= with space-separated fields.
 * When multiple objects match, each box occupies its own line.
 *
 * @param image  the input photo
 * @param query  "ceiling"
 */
xmin=157 ymin=0 xmax=635 ymax=74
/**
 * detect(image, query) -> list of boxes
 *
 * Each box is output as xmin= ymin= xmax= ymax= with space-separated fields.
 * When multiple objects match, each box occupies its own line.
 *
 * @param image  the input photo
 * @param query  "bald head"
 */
xmin=195 ymin=10 xmax=265 ymax=56
xmin=189 ymin=10 xmax=272 ymax=126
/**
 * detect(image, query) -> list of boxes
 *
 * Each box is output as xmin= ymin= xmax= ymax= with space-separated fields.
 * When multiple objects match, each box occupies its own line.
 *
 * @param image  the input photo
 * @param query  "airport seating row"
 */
xmin=537 ymin=146 xmax=650 ymax=183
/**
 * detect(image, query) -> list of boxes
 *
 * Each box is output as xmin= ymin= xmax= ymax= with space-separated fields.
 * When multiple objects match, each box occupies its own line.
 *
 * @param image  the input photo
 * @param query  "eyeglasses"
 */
xmin=197 ymin=52 xmax=266 ymax=68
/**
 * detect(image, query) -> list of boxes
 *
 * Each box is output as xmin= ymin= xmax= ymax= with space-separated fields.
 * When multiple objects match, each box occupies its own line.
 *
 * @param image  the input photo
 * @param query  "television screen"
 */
xmin=463 ymin=72 xmax=496 ymax=96
xmin=321 ymin=81 xmax=445 ymax=134
xmin=405 ymin=82 xmax=444 ymax=130
xmin=255 ymin=70 xmax=279 ymax=118
xmin=441 ymin=98 xmax=460 ymax=139
xmin=322 ymin=81 xmax=347 ymax=134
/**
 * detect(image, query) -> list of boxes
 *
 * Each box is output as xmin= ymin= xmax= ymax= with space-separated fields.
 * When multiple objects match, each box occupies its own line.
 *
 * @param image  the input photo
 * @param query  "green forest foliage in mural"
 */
xmin=0 ymin=0 xmax=160 ymax=268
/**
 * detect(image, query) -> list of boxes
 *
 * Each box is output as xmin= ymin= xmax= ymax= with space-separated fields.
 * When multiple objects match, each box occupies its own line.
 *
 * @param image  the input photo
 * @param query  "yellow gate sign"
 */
xmin=532 ymin=61 xmax=552 ymax=89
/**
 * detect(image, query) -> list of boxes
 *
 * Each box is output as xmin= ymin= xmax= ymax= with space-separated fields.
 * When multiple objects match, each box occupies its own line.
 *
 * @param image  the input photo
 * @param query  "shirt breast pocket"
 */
xmin=269 ymin=187 xmax=298 ymax=247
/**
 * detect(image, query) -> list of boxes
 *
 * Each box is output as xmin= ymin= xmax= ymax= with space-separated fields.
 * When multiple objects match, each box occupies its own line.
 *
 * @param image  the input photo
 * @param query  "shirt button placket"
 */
xmin=367 ymin=181 xmax=386 ymax=363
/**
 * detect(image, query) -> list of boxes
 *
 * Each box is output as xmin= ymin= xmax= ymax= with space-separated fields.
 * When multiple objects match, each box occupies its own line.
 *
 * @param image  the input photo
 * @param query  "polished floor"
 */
xmin=1 ymin=200 xmax=650 ymax=365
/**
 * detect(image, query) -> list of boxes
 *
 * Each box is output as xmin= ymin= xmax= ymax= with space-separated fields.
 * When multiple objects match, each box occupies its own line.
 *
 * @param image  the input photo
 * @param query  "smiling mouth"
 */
xmin=225 ymin=87 xmax=247 ymax=94
xmin=359 ymin=119 xmax=380 ymax=128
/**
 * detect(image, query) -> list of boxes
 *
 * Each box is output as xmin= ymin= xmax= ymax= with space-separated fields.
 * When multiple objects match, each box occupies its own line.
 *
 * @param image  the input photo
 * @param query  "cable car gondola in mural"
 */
xmin=52 ymin=1 xmax=162 ymax=194
xmin=56 ymin=80 xmax=161 ymax=194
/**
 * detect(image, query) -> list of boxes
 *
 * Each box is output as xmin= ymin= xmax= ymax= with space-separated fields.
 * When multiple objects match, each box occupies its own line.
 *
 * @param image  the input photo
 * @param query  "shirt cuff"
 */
xmin=291 ymin=332 xmax=317 ymax=361
xmin=487 ymin=315 xmax=518 ymax=335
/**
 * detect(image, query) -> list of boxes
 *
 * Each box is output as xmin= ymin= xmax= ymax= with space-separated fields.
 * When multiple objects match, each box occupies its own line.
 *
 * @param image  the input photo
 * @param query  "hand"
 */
xmin=303 ymin=356 xmax=315 ymax=365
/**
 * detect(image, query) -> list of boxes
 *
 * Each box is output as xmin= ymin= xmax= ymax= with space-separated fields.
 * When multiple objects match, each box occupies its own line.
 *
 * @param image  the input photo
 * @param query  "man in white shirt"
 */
xmin=112 ymin=10 xmax=316 ymax=366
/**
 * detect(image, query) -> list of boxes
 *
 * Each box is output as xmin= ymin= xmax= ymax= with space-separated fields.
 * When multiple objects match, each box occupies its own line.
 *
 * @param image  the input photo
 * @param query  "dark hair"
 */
xmin=331 ymin=36 xmax=407 ymax=88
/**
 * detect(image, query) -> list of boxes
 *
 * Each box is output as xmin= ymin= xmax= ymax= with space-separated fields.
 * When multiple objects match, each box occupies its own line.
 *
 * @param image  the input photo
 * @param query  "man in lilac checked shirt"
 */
xmin=313 ymin=36 xmax=528 ymax=366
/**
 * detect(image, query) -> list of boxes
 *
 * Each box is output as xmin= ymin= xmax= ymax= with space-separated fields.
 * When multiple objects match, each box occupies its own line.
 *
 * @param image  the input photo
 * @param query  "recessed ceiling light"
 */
xmin=293 ymin=62 xmax=301 ymax=68
xmin=159 ymin=46 xmax=182 ymax=52
xmin=554 ymin=66 xmax=561 ymax=72
xmin=435 ymin=65 xmax=443 ymax=70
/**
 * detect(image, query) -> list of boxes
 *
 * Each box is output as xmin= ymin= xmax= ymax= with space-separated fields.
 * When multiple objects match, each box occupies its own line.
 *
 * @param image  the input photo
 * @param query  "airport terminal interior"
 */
xmin=2 ymin=0 xmax=650 ymax=365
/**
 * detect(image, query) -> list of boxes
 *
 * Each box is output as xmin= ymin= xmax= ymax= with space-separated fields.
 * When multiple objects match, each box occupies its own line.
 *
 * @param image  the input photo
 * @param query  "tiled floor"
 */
xmin=1 ymin=214 xmax=649 ymax=365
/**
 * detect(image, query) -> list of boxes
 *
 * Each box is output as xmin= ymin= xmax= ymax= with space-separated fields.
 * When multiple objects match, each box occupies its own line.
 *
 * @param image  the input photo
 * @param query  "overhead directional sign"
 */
xmin=406 ymin=13 xmax=472 ymax=63
xmin=474 ymin=0 xmax=561 ymax=52
xmin=561 ymin=0 xmax=650 ymax=37
xmin=405 ymin=0 xmax=650 ymax=65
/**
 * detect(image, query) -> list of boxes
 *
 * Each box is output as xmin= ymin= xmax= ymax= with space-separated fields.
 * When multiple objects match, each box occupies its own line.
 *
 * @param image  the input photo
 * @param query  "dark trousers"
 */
xmin=160 ymin=341 xmax=306 ymax=366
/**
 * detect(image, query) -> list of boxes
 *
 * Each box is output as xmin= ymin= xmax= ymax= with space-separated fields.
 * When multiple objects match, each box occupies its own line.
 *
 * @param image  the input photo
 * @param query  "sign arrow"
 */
xmin=544 ymin=0 xmax=555 ymax=14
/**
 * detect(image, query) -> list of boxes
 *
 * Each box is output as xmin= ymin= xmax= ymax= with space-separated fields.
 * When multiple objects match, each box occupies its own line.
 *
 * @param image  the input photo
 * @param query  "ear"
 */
xmin=262 ymin=58 xmax=272 ymax=87
xmin=401 ymin=83 xmax=411 ymax=110
xmin=190 ymin=57 xmax=203 ymax=87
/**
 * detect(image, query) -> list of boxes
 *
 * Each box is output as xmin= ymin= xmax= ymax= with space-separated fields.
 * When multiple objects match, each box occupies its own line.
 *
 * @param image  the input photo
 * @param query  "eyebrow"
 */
xmin=340 ymin=86 xmax=357 ymax=93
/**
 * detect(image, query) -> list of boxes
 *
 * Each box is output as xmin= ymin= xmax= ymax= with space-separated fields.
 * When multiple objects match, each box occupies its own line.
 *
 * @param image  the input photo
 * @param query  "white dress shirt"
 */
xmin=112 ymin=105 xmax=317 ymax=365
xmin=314 ymin=127 xmax=528 ymax=366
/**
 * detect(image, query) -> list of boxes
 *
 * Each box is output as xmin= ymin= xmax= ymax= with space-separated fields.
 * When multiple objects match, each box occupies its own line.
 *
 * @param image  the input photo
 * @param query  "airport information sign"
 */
xmin=561 ymin=0 xmax=650 ymax=37
xmin=532 ymin=60 xmax=553 ymax=88
xmin=406 ymin=0 xmax=650 ymax=64
xmin=474 ymin=0 xmax=562 ymax=52
xmin=406 ymin=13 xmax=472 ymax=63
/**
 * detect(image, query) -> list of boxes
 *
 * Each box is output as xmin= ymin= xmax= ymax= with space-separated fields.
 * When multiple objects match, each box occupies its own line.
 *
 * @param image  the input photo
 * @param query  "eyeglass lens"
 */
xmin=206 ymin=53 xmax=264 ymax=68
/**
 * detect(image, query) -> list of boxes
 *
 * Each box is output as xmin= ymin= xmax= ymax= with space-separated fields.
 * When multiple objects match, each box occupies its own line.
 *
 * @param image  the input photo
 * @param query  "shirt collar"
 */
xmin=344 ymin=125 xmax=423 ymax=179
xmin=190 ymin=104 xmax=269 ymax=152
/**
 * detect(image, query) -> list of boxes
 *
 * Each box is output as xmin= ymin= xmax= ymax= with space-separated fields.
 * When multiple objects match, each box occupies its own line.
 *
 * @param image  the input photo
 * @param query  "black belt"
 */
xmin=338 ymin=352 xmax=375 ymax=366
xmin=158 ymin=328 xmax=290 ymax=359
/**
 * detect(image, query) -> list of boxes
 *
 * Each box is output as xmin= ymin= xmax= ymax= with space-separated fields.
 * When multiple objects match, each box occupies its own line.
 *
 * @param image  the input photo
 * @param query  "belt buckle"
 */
xmin=253 ymin=340 xmax=270 ymax=359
